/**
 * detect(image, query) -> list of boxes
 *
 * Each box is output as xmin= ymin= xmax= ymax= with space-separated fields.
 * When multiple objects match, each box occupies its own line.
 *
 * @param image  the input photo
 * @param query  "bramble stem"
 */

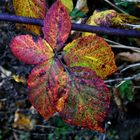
xmin=1 ymin=13 xmax=140 ymax=38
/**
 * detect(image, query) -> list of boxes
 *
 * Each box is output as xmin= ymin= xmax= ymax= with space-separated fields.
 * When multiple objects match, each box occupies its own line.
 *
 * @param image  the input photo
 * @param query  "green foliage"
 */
xmin=118 ymin=80 xmax=134 ymax=101
xmin=114 ymin=0 xmax=136 ymax=14
xmin=70 ymin=8 xmax=86 ymax=20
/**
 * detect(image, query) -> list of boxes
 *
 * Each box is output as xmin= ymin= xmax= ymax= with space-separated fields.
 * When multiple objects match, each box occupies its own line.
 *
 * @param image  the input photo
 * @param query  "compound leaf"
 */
xmin=10 ymin=0 xmax=113 ymax=132
xmin=10 ymin=35 xmax=53 ymax=64
xmin=43 ymin=0 xmax=71 ymax=51
xmin=13 ymin=0 xmax=47 ymax=35
xmin=60 ymin=66 xmax=110 ymax=132
xmin=28 ymin=59 xmax=69 ymax=120
xmin=64 ymin=35 xmax=117 ymax=79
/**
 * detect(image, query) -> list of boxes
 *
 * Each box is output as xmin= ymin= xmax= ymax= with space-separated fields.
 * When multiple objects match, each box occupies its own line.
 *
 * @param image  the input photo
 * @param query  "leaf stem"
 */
xmin=1 ymin=13 xmax=140 ymax=38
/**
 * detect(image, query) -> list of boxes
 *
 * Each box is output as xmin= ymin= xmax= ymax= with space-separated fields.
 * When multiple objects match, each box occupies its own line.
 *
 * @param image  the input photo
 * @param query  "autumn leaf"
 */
xmin=12 ymin=0 xmax=47 ymax=35
xmin=82 ymin=10 xmax=117 ymax=37
xmin=13 ymin=109 xmax=35 ymax=130
xmin=82 ymin=9 xmax=140 ymax=36
xmin=10 ymin=35 xmax=53 ymax=64
xmin=28 ymin=59 xmax=69 ymax=120
xmin=10 ymin=0 xmax=115 ymax=132
xmin=64 ymin=35 xmax=117 ymax=79
xmin=115 ymin=15 xmax=140 ymax=29
xmin=91 ymin=10 xmax=117 ymax=27
xmin=12 ymin=75 xmax=26 ymax=84
xmin=60 ymin=66 xmax=110 ymax=133
xmin=43 ymin=0 xmax=71 ymax=51
xmin=61 ymin=0 xmax=73 ymax=13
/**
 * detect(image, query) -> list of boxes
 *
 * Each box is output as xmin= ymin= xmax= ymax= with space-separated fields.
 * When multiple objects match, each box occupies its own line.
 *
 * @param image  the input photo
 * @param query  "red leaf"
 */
xmin=43 ymin=0 xmax=71 ymax=50
xmin=10 ymin=35 xmax=53 ymax=64
xmin=60 ymin=66 xmax=110 ymax=132
xmin=28 ymin=59 xmax=69 ymax=120
xmin=10 ymin=1 xmax=111 ymax=132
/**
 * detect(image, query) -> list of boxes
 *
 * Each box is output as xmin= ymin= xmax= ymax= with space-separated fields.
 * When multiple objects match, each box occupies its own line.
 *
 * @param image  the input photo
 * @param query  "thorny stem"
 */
xmin=1 ymin=13 xmax=140 ymax=38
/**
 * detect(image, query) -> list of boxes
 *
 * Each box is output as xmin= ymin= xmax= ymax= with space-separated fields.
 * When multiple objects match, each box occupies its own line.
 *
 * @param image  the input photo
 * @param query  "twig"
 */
xmin=120 ymin=63 xmax=140 ymax=72
xmin=105 ymin=73 xmax=140 ymax=83
xmin=111 ymin=45 xmax=140 ymax=53
xmin=123 ymin=23 xmax=140 ymax=29
xmin=105 ymin=38 xmax=140 ymax=52
xmin=104 ymin=0 xmax=128 ymax=14
xmin=13 ymin=132 xmax=19 ymax=140
xmin=105 ymin=38 xmax=122 ymax=45
xmin=1 ymin=13 xmax=140 ymax=37
xmin=115 ymin=1 xmax=128 ymax=6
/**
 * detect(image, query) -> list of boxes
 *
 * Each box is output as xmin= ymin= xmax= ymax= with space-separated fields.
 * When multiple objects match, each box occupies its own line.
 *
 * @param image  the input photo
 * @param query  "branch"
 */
xmin=1 ymin=13 xmax=140 ymax=38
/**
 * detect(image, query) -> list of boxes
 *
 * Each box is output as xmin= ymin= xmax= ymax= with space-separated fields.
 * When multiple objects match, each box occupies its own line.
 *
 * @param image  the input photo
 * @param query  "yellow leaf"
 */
xmin=13 ymin=0 xmax=47 ymax=35
xmin=82 ymin=9 xmax=140 ymax=37
xmin=12 ymin=75 xmax=26 ymax=84
xmin=12 ymin=109 xmax=35 ymax=130
xmin=112 ymin=13 xmax=140 ymax=29
xmin=64 ymin=35 xmax=117 ymax=79
xmin=61 ymin=0 xmax=73 ymax=13
xmin=82 ymin=10 xmax=117 ymax=37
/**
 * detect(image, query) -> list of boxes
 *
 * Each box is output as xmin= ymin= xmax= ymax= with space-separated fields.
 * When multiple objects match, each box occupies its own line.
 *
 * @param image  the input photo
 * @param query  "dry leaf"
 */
xmin=117 ymin=52 xmax=140 ymax=63
xmin=12 ymin=75 xmax=26 ymax=84
xmin=12 ymin=109 xmax=35 ymax=130
xmin=83 ymin=9 xmax=140 ymax=36
xmin=82 ymin=10 xmax=117 ymax=37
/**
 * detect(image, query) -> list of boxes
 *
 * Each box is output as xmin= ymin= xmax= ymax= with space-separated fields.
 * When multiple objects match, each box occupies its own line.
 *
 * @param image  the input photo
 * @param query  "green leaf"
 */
xmin=61 ymin=0 xmax=73 ymax=13
xmin=118 ymin=80 xmax=134 ymax=101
